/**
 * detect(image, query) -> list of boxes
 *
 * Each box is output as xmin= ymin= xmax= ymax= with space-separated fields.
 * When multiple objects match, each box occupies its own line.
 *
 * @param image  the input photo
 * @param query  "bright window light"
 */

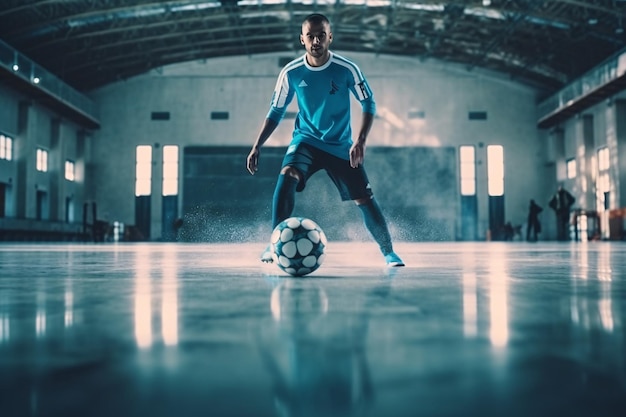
xmin=65 ymin=160 xmax=75 ymax=181
xmin=459 ymin=145 xmax=476 ymax=196
xmin=162 ymin=145 xmax=179 ymax=196
xmin=598 ymin=147 xmax=609 ymax=171
xmin=0 ymin=134 xmax=13 ymax=161
xmin=598 ymin=173 xmax=610 ymax=193
xmin=36 ymin=148 xmax=48 ymax=172
xmin=597 ymin=147 xmax=610 ymax=193
xmin=566 ymin=158 xmax=577 ymax=179
xmin=487 ymin=145 xmax=504 ymax=196
xmin=135 ymin=145 xmax=152 ymax=197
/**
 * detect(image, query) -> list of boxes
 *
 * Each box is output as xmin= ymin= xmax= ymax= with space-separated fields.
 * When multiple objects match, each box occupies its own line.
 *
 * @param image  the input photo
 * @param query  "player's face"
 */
xmin=300 ymin=20 xmax=332 ymax=64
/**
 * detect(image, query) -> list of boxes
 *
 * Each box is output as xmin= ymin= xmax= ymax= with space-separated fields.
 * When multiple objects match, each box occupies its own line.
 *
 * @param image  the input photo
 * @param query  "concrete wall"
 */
xmin=0 ymin=85 xmax=19 ymax=136
xmin=0 ymin=83 xmax=90 ymax=236
xmin=548 ymin=91 xmax=626 ymax=240
xmin=179 ymin=146 xmax=458 ymax=243
xmin=90 ymin=52 xmax=550 ymax=241
xmin=0 ymin=85 xmax=20 ymax=217
xmin=8 ymin=51 xmax=626 ymax=242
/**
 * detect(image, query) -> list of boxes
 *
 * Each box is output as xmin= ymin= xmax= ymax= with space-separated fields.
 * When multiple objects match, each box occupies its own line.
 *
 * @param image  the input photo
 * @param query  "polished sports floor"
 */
xmin=0 ymin=241 xmax=625 ymax=417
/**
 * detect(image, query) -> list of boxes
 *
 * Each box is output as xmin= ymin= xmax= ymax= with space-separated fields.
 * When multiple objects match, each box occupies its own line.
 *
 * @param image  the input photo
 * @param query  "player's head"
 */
xmin=300 ymin=13 xmax=333 ymax=62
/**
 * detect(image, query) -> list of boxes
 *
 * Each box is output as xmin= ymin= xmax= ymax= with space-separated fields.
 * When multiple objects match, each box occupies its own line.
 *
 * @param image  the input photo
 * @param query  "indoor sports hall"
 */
xmin=1 ymin=1 xmax=625 ymax=416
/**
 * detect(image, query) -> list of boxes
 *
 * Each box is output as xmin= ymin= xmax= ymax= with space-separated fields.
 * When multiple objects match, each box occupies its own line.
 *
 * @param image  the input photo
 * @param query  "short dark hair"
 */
xmin=302 ymin=13 xmax=330 ymax=27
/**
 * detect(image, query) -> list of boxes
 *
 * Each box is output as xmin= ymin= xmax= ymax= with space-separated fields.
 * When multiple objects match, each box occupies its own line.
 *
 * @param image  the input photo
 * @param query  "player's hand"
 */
xmin=247 ymin=147 xmax=260 ymax=175
xmin=349 ymin=140 xmax=365 ymax=168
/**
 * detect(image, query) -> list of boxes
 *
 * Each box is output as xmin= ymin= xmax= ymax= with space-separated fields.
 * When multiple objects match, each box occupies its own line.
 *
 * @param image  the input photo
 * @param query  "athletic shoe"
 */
xmin=384 ymin=252 xmax=405 ymax=267
xmin=261 ymin=245 xmax=273 ymax=263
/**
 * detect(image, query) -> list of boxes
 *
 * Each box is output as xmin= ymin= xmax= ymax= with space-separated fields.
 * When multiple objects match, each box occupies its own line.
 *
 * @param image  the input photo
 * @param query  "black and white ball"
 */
xmin=271 ymin=217 xmax=327 ymax=277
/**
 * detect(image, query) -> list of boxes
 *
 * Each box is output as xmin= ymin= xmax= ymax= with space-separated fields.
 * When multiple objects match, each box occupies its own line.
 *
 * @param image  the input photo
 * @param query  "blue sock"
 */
xmin=272 ymin=174 xmax=299 ymax=228
xmin=357 ymin=198 xmax=393 ymax=255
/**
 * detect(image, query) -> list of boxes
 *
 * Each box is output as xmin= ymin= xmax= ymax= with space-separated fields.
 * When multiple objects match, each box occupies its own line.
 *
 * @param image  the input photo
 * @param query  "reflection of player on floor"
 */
xmin=246 ymin=13 xmax=404 ymax=267
xmin=257 ymin=279 xmax=380 ymax=415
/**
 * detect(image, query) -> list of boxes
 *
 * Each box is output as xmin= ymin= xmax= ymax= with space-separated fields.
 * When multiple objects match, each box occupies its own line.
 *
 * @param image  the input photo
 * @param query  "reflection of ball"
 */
xmin=271 ymin=217 xmax=327 ymax=277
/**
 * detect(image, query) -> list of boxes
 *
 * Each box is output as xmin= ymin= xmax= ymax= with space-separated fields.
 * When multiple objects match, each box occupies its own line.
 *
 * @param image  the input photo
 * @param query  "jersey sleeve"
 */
xmin=349 ymin=68 xmax=376 ymax=115
xmin=266 ymin=67 xmax=295 ymax=123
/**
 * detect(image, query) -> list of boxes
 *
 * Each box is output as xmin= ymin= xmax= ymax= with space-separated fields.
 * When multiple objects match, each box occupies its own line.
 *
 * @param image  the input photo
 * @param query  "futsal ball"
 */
xmin=270 ymin=217 xmax=327 ymax=277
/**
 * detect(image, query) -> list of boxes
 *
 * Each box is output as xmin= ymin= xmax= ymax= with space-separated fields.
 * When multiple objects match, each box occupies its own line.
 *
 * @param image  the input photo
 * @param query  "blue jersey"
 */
xmin=266 ymin=52 xmax=376 ymax=160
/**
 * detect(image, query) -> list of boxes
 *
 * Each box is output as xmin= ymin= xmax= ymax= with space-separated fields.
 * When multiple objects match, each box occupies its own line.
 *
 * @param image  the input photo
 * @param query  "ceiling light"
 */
xmin=12 ymin=64 xmax=19 ymax=71
xmin=32 ymin=77 xmax=40 ymax=84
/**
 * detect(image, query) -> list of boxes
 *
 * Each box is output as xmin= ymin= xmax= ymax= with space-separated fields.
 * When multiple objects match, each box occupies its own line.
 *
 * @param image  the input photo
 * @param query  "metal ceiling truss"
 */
xmin=0 ymin=0 xmax=625 ymax=91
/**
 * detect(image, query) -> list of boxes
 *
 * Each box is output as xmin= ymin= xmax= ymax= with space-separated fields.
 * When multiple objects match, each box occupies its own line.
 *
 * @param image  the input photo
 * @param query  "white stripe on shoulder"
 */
xmin=274 ymin=57 xmax=305 ymax=91
xmin=280 ymin=55 xmax=306 ymax=76
xmin=272 ymin=56 xmax=306 ymax=108
xmin=331 ymin=53 xmax=365 ymax=83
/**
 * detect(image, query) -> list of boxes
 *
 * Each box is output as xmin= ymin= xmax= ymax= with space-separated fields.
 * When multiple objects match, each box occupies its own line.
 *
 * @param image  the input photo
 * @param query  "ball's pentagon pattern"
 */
xmin=270 ymin=217 xmax=327 ymax=276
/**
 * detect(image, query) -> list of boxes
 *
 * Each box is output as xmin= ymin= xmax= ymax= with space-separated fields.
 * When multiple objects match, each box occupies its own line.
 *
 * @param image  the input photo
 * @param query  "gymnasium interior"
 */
xmin=1 ymin=1 xmax=625 ymax=416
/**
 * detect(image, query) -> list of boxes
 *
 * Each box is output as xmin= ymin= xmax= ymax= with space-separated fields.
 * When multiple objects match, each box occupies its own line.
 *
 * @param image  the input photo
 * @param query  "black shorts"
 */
xmin=281 ymin=142 xmax=374 ymax=201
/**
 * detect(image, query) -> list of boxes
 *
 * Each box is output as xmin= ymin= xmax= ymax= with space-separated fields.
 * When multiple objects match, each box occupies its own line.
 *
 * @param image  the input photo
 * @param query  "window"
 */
xmin=36 ymin=148 xmax=48 ymax=172
xmin=598 ymin=147 xmax=610 ymax=172
xmin=468 ymin=111 xmax=487 ymax=120
xmin=0 ymin=134 xmax=13 ymax=161
xmin=597 ymin=147 xmax=610 ymax=210
xmin=162 ymin=145 xmax=179 ymax=196
xmin=459 ymin=145 xmax=476 ymax=196
xmin=487 ymin=145 xmax=504 ymax=196
xmin=566 ymin=158 xmax=577 ymax=179
xmin=211 ymin=111 xmax=229 ymax=120
xmin=151 ymin=111 xmax=170 ymax=121
xmin=65 ymin=160 xmax=75 ymax=181
xmin=135 ymin=145 xmax=152 ymax=197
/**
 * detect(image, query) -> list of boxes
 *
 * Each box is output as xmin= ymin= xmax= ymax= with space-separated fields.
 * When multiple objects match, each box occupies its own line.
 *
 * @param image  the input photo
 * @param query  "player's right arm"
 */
xmin=247 ymin=118 xmax=279 ymax=175
xmin=247 ymin=66 xmax=294 ymax=175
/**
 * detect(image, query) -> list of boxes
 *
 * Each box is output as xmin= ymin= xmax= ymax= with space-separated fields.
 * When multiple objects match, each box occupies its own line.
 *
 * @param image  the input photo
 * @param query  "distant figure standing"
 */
xmin=526 ymin=199 xmax=543 ymax=242
xmin=548 ymin=186 xmax=575 ymax=241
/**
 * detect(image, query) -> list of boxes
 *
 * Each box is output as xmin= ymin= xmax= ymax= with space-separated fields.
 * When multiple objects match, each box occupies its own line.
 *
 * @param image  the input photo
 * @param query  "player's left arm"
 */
xmin=349 ymin=75 xmax=376 ymax=168
xmin=350 ymin=111 xmax=374 ymax=168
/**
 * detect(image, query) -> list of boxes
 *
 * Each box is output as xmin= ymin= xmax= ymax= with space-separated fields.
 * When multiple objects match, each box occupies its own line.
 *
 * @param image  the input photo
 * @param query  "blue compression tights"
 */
xmin=358 ymin=198 xmax=393 ymax=256
xmin=272 ymin=175 xmax=393 ymax=256
xmin=272 ymin=174 xmax=299 ymax=228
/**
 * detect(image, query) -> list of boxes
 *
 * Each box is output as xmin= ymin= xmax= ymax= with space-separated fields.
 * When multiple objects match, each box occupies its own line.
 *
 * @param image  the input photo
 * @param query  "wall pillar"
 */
xmin=575 ymin=114 xmax=595 ymax=211
xmin=49 ymin=118 xmax=61 ymax=221
xmin=151 ymin=143 xmax=163 ymax=240
xmin=547 ymin=127 xmax=565 ymax=181
xmin=612 ymin=99 xmax=626 ymax=208
xmin=16 ymin=101 xmax=32 ymax=219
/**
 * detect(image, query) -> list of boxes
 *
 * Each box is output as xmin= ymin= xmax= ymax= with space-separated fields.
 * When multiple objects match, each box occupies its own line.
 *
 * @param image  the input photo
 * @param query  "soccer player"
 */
xmin=246 ymin=13 xmax=404 ymax=267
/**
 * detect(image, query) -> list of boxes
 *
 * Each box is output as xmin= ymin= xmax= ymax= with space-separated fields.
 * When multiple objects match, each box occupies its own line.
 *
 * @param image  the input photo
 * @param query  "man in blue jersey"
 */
xmin=246 ymin=13 xmax=404 ymax=267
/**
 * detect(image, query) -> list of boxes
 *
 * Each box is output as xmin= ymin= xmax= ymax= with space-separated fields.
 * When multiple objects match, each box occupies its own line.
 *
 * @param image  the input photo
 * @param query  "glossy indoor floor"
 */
xmin=0 ymin=241 xmax=625 ymax=417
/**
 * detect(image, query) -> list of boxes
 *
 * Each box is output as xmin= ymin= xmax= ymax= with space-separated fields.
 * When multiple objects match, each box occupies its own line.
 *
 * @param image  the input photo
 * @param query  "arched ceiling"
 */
xmin=1 ymin=0 xmax=626 ymax=93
